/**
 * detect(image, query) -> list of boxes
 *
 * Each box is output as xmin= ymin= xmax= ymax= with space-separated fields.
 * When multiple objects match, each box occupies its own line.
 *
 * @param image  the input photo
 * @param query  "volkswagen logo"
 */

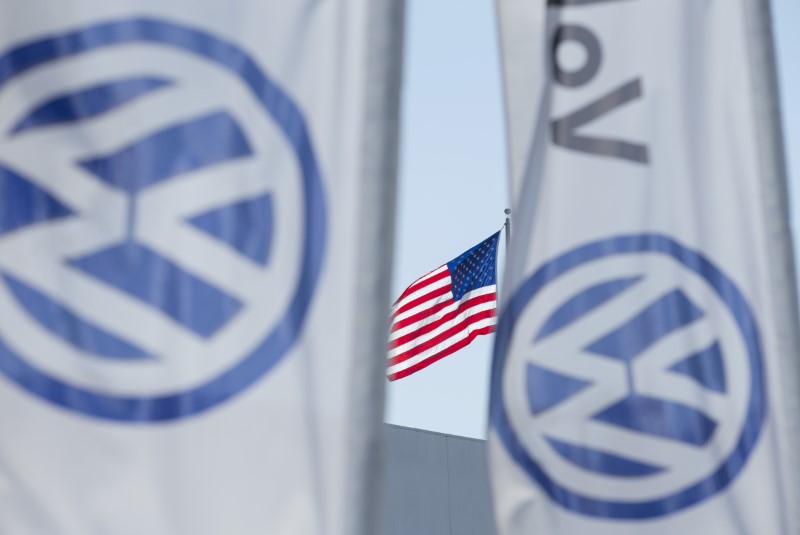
xmin=491 ymin=234 xmax=766 ymax=518
xmin=0 ymin=18 xmax=326 ymax=421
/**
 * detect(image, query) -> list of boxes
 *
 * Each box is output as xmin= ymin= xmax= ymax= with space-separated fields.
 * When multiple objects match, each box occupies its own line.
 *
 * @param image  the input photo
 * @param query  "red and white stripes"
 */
xmin=387 ymin=265 xmax=497 ymax=381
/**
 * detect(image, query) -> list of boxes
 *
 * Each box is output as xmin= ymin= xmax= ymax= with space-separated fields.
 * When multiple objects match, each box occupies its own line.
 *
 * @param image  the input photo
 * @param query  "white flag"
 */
xmin=0 ymin=2 xmax=403 ymax=534
xmin=490 ymin=0 xmax=800 ymax=533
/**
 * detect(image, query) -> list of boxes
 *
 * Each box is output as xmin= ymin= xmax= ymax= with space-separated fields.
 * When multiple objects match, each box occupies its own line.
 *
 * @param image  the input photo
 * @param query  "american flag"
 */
xmin=387 ymin=232 xmax=500 ymax=381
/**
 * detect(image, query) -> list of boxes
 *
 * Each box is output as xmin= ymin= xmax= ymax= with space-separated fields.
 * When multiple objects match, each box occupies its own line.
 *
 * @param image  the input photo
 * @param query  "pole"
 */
xmin=743 ymin=0 xmax=800 ymax=530
xmin=503 ymin=208 xmax=511 ymax=258
xmin=344 ymin=1 xmax=405 ymax=534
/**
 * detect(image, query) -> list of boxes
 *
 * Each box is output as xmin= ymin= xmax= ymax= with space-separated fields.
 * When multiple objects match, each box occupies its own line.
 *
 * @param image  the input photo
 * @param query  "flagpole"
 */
xmin=344 ymin=0 xmax=405 ymax=533
xmin=743 ymin=0 xmax=800 ymax=529
xmin=503 ymin=208 xmax=511 ymax=257
xmin=498 ymin=208 xmax=511 ymax=310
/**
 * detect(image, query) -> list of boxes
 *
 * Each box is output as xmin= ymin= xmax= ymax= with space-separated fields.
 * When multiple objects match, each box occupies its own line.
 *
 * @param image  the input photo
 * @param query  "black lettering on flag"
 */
xmin=551 ymin=25 xmax=601 ymax=87
xmin=550 ymin=79 xmax=650 ymax=164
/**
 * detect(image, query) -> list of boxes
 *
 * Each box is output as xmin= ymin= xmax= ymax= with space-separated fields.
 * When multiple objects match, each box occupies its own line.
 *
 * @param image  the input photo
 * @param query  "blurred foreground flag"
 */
xmin=388 ymin=232 xmax=500 ymax=381
xmin=0 ymin=2 xmax=403 ymax=534
xmin=490 ymin=0 xmax=800 ymax=533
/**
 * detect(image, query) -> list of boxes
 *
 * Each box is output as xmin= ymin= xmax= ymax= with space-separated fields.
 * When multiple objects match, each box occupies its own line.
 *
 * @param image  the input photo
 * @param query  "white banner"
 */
xmin=491 ymin=0 xmax=800 ymax=533
xmin=0 ymin=2 xmax=403 ymax=534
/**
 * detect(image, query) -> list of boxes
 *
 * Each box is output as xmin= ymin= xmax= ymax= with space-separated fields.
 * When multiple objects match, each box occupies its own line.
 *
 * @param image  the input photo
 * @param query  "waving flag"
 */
xmin=490 ymin=0 xmax=800 ymax=533
xmin=0 ymin=2 xmax=404 ymax=534
xmin=388 ymin=232 xmax=500 ymax=381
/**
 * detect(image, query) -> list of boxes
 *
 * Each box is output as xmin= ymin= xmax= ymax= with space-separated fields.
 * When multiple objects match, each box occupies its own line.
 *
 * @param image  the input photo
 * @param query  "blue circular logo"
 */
xmin=0 ymin=18 xmax=326 ymax=421
xmin=490 ymin=234 xmax=766 ymax=518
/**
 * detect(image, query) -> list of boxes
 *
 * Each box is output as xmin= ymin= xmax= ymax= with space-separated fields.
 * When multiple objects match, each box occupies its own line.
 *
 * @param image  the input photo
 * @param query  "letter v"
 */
xmin=551 ymin=79 xmax=649 ymax=164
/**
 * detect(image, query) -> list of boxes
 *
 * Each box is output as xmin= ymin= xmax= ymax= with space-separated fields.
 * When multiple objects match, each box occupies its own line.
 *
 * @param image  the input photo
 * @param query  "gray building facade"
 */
xmin=383 ymin=424 xmax=496 ymax=535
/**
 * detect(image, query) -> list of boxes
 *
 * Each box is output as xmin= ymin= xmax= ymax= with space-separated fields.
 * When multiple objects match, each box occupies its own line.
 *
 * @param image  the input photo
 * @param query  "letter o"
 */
xmin=551 ymin=24 xmax=602 ymax=87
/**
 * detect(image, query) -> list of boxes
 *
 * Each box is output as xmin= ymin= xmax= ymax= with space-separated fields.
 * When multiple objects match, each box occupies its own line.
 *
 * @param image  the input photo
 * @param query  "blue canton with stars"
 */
xmin=446 ymin=232 xmax=500 ymax=301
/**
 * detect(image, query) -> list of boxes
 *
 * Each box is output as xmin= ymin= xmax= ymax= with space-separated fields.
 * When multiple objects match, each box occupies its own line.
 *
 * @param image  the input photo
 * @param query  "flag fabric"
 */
xmin=0 ymin=2 xmax=403 ymax=534
xmin=388 ymin=232 xmax=500 ymax=381
xmin=490 ymin=1 xmax=800 ymax=534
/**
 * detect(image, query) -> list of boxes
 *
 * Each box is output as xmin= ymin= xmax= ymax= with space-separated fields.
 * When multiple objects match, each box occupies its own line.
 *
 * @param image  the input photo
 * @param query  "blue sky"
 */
xmin=384 ymin=0 xmax=799 ymax=439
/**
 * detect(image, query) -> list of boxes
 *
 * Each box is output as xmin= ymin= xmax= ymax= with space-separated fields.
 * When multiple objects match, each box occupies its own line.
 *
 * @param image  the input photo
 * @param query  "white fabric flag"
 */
xmin=0 ymin=1 xmax=403 ymax=534
xmin=490 ymin=0 xmax=800 ymax=533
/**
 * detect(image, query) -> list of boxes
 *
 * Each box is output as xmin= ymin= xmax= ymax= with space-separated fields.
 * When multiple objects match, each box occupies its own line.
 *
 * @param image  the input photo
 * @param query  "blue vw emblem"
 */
xmin=0 ymin=19 xmax=326 ymax=421
xmin=491 ymin=235 xmax=766 ymax=518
